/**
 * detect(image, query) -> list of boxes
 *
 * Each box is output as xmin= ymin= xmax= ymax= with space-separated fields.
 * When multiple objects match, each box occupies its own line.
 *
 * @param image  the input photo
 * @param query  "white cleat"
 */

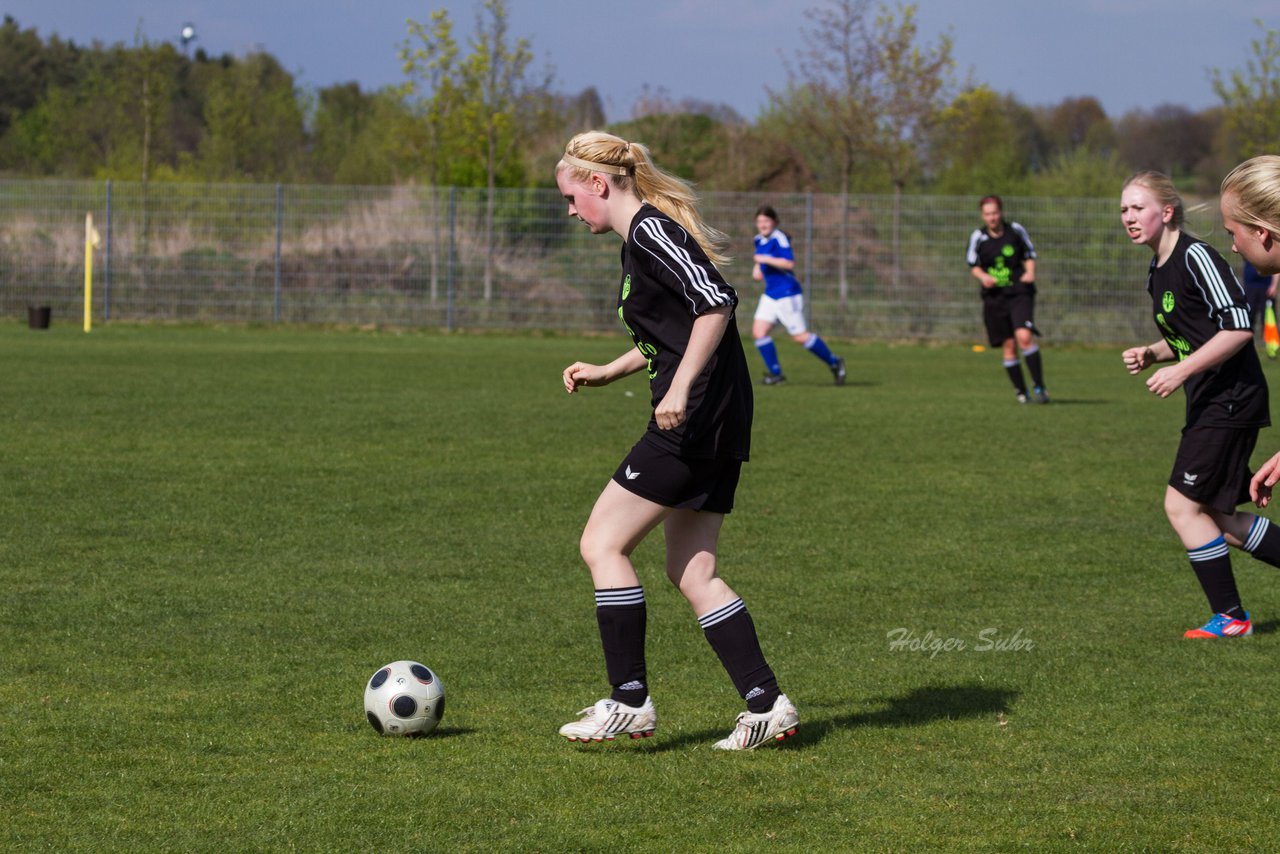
xmin=559 ymin=697 xmax=657 ymax=742
xmin=713 ymin=694 xmax=799 ymax=750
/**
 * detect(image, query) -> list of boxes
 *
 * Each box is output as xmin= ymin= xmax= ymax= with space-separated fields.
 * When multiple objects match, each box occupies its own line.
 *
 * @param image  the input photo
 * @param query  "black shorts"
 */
xmin=1168 ymin=424 xmax=1259 ymax=513
xmin=612 ymin=434 xmax=743 ymax=514
xmin=982 ymin=285 xmax=1040 ymax=347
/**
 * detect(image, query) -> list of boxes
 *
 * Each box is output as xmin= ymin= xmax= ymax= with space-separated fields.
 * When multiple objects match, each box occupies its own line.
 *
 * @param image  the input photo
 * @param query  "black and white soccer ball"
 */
xmin=364 ymin=660 xmax=445 ymax=736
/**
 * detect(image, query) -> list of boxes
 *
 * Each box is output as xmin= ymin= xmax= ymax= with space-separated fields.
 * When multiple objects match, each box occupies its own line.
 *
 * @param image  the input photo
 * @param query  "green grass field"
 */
xmin=3 ymin=323 xmax=1280 ymax=851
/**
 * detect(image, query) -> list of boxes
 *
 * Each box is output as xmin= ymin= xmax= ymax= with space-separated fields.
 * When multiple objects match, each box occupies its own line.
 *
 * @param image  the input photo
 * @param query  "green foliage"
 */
xmin=399 ymin=0 xmax=551 ymax=190
xmin=0 ymin=10 xmax=1261 ymax=194
xmin=608 ymin=113 xmax=723 ymax=180
xmin=776 ymin=0 xmax=954 ymax=194
xmin=6 ymin=326 xmax=1280 ymax=850
xmin=1039 ymin=95 xmax=1114 ymax=158
xmin=1211 ymin=20 xmax=1280 ymax=163
xmin=199 ymin=53 xmax=306 ymax=180
xmin=1027 ymin=147 xmax=1130 ymax=198
xmin=309 ymin=84 xmax=418 ymax=185
xmin=930 ymin=86 xmax=1032 ymax=196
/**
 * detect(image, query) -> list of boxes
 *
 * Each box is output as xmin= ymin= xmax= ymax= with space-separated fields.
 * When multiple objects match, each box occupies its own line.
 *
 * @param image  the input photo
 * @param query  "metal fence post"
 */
xmin=274 ymin=183 xmax=283 ymax=324
xmin=804 ymin=191 xmax=813 ymax=299
xmin=104 ymin=179 xmax=113 ymax=321
xmin=447 ymin=185 xmax=457 ymax=333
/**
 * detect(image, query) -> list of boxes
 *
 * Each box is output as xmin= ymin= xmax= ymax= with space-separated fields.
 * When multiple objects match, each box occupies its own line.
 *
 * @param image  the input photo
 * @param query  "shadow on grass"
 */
xmin=644 ymin=683 xmax=1018 ymax=753
xmin=418 ymin=725 xmax=479 ymax=739
xmin=1251 ymin=619 xmax=1279 ymax=635
xmin=1032 ymin=398 xmax=1112 ymax=406
xmin=758 ymin=379 xmax=880 ymax=389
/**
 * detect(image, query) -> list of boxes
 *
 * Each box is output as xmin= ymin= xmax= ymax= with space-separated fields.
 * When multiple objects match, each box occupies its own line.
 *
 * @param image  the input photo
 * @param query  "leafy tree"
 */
xmin=118 ymin=35 xmax=181 ymax=182
xmin=1210 ymin=20 xmax=1280 ymax=163
xmin=400 ymin=10 xmax=474 ymax=186
xmin=1115 ymin=104 xmax=1219 ymax=189
xmin=199 ymin=52 xmax=305 ymax=180
xmin=929 ymin=86 xmax=1032 ymax=196
xmin=773 ymin=0 xmax=953 ymax=296
xmin=564 ymin=86 xmax=606 ymax=133
xmin=309 ymin=83 xmax=416 ymax=184
xmin=402 ymin=0 xmax=557 ymax=300
xmin=1039 ymin=96 xmax=1114 ymax=157
xmin=460 ymin=0 xmax=556 ymax=299
xmin=0 ymin=16 xmax=50 ymax=136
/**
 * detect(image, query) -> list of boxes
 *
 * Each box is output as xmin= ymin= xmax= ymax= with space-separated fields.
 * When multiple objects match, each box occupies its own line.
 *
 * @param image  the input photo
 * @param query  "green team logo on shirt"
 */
xmin=986 ymin=247 xmax=1014 ymax=287
xmin=617 ymin=302 xmax=658 ymax=380
xmin=1162 ymin=291 xmax=1175 ymax=313
xmin=621 ymin=274 xmax=631 ymax=301
xmin=1155 ymin=312 xmax=1192 ymax=361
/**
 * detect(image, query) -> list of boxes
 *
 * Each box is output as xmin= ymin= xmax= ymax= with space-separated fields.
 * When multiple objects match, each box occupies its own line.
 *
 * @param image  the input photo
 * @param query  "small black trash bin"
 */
xmin=28 ymin=306 xmax=52 ymax=329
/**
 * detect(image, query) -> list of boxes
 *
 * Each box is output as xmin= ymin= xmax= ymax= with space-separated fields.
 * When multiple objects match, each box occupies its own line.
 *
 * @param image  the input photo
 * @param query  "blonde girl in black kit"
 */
xmin=555 ymin=131 xmax=798 ymax=750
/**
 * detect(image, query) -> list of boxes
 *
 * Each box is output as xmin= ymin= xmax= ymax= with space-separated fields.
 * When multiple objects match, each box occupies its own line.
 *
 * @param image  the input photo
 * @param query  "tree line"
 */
xmin=0 ymin=1 xmax=1275 ymax=197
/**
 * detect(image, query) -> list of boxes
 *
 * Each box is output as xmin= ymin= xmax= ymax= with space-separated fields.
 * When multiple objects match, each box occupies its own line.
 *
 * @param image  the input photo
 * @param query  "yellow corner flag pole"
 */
xmin=84 ymin=212 xmax=101 ymax=333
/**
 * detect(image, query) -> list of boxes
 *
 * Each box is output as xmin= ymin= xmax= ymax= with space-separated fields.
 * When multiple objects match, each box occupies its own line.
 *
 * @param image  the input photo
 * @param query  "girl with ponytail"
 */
xmin=553 ymin=131 xmax=799 ymax=751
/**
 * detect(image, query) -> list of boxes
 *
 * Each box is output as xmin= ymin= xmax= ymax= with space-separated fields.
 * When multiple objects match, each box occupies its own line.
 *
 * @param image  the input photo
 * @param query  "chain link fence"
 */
xmin=0 ymin=180 xmax=1242 ymax=344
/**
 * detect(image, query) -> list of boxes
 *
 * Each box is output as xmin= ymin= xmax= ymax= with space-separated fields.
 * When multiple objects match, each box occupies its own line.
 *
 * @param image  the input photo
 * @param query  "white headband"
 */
xmin=562 ymin=153 xmax=630 ymax=176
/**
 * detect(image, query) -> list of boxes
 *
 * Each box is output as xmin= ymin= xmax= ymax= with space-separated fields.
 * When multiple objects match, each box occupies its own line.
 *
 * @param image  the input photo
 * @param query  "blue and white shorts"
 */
xmin=754 ymin=293 xmax=808 ymax=335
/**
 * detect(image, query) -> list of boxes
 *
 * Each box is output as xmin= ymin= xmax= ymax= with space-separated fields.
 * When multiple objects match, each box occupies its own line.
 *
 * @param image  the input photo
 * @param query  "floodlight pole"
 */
xmin=180 ymin=23 xmax=196 ymax=56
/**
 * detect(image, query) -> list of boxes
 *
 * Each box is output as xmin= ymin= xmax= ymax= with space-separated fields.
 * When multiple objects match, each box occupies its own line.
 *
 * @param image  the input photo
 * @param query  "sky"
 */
xmin=3 ymin=0 xmax=1275 ymax=122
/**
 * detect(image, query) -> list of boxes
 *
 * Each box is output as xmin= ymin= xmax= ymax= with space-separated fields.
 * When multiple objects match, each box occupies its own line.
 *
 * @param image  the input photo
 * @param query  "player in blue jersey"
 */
xmin=750 ymin=205 xmax=846 ymax=386
xmin=554 ymin=131 xmax=798 ymax=750
xmin=1120 ymin=170 xmax=1280 ymax=639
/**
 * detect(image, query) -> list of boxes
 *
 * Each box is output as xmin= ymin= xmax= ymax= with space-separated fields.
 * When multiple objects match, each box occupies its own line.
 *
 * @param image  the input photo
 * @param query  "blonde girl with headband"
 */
xmin=555 ymin=131 xmax=799 ymax=750
xmin=1119 ymin=170 xmax=1280 ymax=638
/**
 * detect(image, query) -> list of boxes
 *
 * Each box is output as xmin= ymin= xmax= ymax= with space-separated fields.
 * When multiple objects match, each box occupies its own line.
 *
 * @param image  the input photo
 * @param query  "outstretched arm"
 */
xmin=563 ymin=348 xmax=648 ymax=394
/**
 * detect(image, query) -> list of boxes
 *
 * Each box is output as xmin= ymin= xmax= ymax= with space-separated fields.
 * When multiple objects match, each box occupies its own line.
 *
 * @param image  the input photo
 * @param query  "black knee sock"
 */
xmin=1188 ymin=537 xmax=1244 ymax=616
xmin=595 ymin=587 xmax=647 ymax=707
xmin=1023 ymin=346 xmax=1045 ymax=389
xmin=1242 ymin=515 xmax=1280 ymax=567
xmin=1003 ymin=359 xmax=1028 ymax=395
xmin=699 ymin=599 xmax=780 ymax=713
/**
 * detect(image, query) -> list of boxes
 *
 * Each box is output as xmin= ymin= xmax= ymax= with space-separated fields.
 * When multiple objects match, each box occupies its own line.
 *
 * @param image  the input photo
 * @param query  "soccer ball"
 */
xmin=364 ymin=660 xmax=445 ymax=736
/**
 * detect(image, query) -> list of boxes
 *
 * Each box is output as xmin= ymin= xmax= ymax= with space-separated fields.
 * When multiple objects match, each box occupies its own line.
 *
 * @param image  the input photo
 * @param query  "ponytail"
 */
xmin=557 ymin=131 xmax=731 ymax=268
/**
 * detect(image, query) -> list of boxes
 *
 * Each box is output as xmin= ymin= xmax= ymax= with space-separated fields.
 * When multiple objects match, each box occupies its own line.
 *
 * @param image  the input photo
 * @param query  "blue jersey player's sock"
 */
xmin=755 ymin=336 xmax=782 ymax=376
xmin=595 ymin=587 xmax=648 ymax=707
xmin=803 ymin=333 xmax=838 ymax=366
xmin=1187 ymin=536 xmax=1243 ymax=616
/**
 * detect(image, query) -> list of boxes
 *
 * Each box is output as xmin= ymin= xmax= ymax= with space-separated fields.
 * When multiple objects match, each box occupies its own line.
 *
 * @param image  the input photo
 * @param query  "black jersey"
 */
xmin=618 ymin=204 xmax=752 ymax=460
xmin=1146 ymin=231 xmax=1269 ymax=429
xmin=966 ymin=220 xmax=1036 ymax=298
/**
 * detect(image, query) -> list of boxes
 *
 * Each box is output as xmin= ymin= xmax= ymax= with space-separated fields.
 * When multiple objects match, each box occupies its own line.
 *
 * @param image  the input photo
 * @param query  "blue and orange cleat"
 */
xmin=1184 ymin=611 xmax=1253 ymax=638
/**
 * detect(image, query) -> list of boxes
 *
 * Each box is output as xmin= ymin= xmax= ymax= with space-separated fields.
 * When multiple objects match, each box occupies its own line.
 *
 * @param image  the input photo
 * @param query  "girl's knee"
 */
xmin=580 ymin=528 xmax=618 ymax=568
